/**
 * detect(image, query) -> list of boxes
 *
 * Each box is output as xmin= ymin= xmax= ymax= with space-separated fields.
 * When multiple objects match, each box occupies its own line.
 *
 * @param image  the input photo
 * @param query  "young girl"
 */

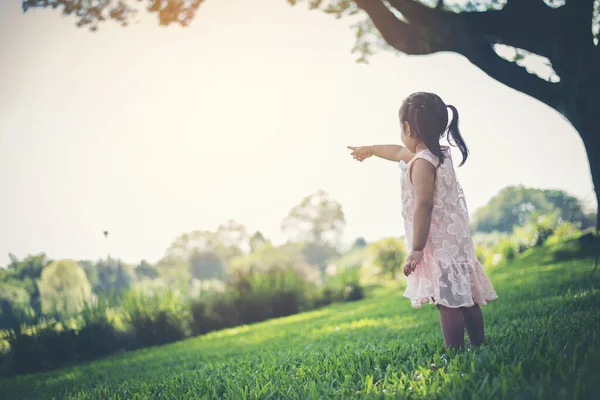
xmin=348 ymin=92 xmax=497 ymax=349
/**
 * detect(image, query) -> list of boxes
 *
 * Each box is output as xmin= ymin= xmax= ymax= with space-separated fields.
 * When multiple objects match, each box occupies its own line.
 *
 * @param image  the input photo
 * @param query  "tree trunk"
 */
xmin=578 ymin=121 xmax=600 ymax=277
xmin=563 ymin=97 xmax=600 ymax=225
xmin=582 ymin=132 xmax=600 ymax=228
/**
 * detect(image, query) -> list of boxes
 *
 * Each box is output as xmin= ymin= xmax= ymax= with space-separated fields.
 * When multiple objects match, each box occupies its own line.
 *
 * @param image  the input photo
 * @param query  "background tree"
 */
xmin=0 ymin=283 xmax=31 ymax=328
xmin=282 ymin=189 xmax=346 ymax=247
xmin=229 ymin=242 xmax=320 ymax=283
xmin=249 ymin=231 xmax=269 ymax=253
xmin=472 ymin=186 xmax=594 ymax=233
xmin=81 ymin=258 xmax=136 ymax=298
xmin=135 ymin=260 xmax=160 ymax=280
xmin=351 ymin=237 xmax=368 ymax=249
xmin=300 ymin=242 xmax=339 ymax=270
xmin=23 ymin=0 xmax=600 ymax=224
xmin=162 ymin=220 xmax=248 ymax=268
xmin=213 ymin=220 xmax=249 ymax=260
xmin=38 ymin=259 xmax=92 ymax=314
xmin=188 ymin=250 xmax=225 ymax=280
xmin=1 ymin=253 xmax=50 ymax=314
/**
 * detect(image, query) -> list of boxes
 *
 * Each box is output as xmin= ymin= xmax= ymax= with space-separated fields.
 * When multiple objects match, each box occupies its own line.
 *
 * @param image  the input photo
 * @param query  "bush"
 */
xmin=190 ymin=296 xmax=230 ymax=335
xmin=2 ymin=262 xmax=365 ymax=377
xmin=122 ymin=289 xmax=190 ymax=348
xmin=0 ymin=284 xmax=31 ymax=330
xmin=190 ymin=265 xmax=364 ymax=337
xmin=496 ymin=238 xmax=517 ymax=262
xmin=318 ymin=267 xmax=364 ymax=306
xmin=366 ymin=238 xmax=407 ymax=278
xmin=513 ymin=211 xmax=562 ymax=249
xmin=227 ymin=266 xmax=307 ymax=324
xmin=75 ymin=297 xmax=129 ymax=359
xmin=546 ymin=221 xmax=582 ymax=246
xmin=475 ymin=245 xmax=496 ymax=267
xmin=0 ymin=300 xmax=128 ymax=377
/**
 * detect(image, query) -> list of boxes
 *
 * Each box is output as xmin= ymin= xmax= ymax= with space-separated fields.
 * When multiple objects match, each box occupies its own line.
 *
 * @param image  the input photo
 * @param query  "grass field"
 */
xmin=1 ymin=241 xmax=599 ymax=399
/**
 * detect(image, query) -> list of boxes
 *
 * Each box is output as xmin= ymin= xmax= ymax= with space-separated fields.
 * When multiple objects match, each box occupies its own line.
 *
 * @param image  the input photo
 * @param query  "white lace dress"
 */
xmin=399 ymin=147 xmax=498 ymax=308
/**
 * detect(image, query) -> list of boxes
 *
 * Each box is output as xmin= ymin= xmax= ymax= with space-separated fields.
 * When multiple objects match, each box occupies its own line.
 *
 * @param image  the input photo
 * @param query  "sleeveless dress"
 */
xmin=399 ymin=147 xmax=497 ymax=308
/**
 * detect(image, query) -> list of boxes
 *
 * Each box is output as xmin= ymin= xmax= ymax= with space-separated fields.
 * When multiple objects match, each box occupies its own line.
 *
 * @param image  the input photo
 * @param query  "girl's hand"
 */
xmin=347 ymin=146 xmax=373 ymax=162
xmin=403 ymin=250 xmax=424 ymax=276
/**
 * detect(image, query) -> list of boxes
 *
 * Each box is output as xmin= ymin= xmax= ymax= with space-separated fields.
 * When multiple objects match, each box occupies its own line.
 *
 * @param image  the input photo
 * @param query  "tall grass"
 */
xmin=121 ymin=288 xmax=190 ymax=348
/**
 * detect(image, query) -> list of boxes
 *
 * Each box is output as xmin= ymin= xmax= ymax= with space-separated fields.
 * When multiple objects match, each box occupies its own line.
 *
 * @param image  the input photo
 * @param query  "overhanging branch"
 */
xmin=358 ymin=0 xmax=463 ymax=55
xmin=466 ymin=41 xmax=562 ymax=111
xmin=386 ymin=0 xmax=562 ymax=59
xmin=359 ymin=0 xmax=561 ymax=110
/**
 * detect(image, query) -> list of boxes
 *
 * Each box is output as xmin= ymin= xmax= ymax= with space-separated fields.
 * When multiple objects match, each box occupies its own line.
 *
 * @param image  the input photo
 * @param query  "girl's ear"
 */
xmin=403 ymin=121 xmax=412 ymax=137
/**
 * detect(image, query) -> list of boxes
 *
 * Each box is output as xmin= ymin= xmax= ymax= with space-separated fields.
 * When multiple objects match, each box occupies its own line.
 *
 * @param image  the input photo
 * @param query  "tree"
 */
xmin=188 ymin=251 xmax=225 ymax=280
xmin=473 ymin=186 xmax=593 ymax=233
xmin=282 ymin=190 xmax=346 ymax=246
xmin=336 ymin=245 xmax=367 ymax=270
xmin=23 ymin=0 xmax=600 ymax=225
xmin=230 ymin=242 xmax=320 ymax=283
xmin=351 ymin=237 xmax=368 ymax=249
xmin=214 ymin=220 xmax=249 ymax=259
xmin=38 ymin=259 xmax=92 ymax=314
xmin=81 ymin=258 xmax=136 ymax=297
xmin=0 ymin=283 xmax=31 ymax=328
xmin=300 ymin=242 xmax=339 ymax=270
xmin=249 ymin=231 xmax=269 ymax=253
xmin=366 ymin=237 xmax=407 ymax=278
xmin=3 ymin=253 xmax=50 ymax=314
xmin=162 ymin=220 xmax=249 ymax=267
xmin=135 ymin=260 xmax=160 ymax=280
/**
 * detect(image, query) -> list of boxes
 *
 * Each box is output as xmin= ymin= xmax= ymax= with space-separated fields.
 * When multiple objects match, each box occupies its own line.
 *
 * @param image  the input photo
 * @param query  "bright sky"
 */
xmin=0 ymin=0 xmax=595 ymax=267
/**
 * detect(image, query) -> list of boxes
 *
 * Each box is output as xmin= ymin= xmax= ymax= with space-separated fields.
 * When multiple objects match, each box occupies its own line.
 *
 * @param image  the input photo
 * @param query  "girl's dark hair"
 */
xmin=398 ymin=92 xmax=469 ymax=167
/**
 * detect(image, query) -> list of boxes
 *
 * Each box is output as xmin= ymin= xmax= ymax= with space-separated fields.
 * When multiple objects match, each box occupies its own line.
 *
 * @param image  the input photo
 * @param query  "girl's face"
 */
xmin=401 ymin=121 xmax=417 ymax=152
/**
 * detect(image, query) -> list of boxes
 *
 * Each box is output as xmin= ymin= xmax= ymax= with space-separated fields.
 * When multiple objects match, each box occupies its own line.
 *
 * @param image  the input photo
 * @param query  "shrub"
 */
xmin=318 ymin=267 xmax=364 ymax=305
xmin=496 ymin=238 xmax=517 ymax=262
xmin=0 ymin=298 xmax=130 ymax=377
xmin=122 ymin=289 xmax=190 ymax=348
xmin=228 ymin=266 xmax=307 ymax=324
xmin=475 ymin=245 xmax=496 ymax=267
xmin=75 ymin=297 xmax=129 ymax=359
xmin=190 ymin=296 xmax=230 ymax=335
xmin=546 ymin=221 xmax=581 ymax=246
xmin=366 ymin=238 xmax=407 ymax=278
xmin=513 ymin=211 xmax=562 ymax=249
xmin=2 ymin=317 xmax=78 ymax=375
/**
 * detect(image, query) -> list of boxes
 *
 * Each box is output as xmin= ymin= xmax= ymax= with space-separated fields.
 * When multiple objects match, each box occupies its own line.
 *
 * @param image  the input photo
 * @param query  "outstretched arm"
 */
xmin=348 ymin=145 xmax=414 ymax=163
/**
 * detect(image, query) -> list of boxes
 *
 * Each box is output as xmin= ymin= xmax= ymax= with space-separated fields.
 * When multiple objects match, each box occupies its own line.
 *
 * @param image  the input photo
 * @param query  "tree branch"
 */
xmin=358 ymin=0 xmax=462 ymax=55
xmin=386 ymin=0 xmax=562 ymax=59
xmin=360 ymin=0 xmax=561 ymax=110
xmin=466 ymin=41 xmax=562 ymax=111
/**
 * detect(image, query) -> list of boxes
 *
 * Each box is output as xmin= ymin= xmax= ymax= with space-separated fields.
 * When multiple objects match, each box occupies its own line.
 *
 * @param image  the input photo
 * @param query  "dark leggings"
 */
xmin=436 ymin=304 xmax=485 ymax=349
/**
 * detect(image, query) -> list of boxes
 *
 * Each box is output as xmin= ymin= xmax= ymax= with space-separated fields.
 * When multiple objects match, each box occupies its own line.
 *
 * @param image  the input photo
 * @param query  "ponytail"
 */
xmin=414 ymin=107 xmax=445 ymax=167
xmin=446 ymin=105 xmax=469 ymax=167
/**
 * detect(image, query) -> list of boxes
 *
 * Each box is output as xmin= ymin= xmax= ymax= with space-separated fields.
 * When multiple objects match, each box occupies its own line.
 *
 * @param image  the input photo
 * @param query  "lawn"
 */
xmin=1 ymin=241 xmax=599 ymax=399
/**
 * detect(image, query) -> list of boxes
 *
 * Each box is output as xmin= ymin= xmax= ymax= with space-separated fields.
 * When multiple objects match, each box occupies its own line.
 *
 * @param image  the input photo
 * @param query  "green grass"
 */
xmin=1 ymin=242 xmax=599 ymax=399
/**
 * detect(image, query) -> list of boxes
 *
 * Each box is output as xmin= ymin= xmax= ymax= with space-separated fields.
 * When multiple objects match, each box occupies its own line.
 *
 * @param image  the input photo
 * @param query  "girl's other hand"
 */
xmin=347 ymin=146 xmax=373 ymax=162
xmin=403 ymin=250 xmax=424 ymax=276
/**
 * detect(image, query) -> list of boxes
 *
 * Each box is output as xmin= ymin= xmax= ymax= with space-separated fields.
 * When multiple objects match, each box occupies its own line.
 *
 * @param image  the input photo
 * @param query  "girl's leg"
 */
xmin=436 ymin=304 xmax=466 ymax=349
xmin=461 ymin=304 xmax=485 ymax=346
